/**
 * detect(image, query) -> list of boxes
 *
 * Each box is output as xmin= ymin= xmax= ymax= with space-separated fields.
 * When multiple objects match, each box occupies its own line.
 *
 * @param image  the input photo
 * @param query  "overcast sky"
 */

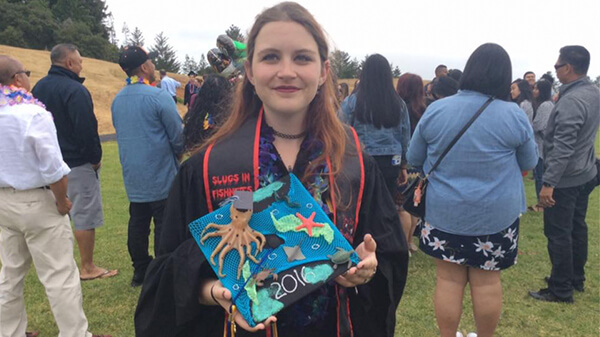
xmin=105 ymin=0 xmax=600 ymax=81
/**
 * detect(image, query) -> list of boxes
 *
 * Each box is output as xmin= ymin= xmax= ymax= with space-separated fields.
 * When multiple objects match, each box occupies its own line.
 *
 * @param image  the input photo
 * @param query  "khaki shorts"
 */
xmin=68 ymin=163 xmax=104 ymax=230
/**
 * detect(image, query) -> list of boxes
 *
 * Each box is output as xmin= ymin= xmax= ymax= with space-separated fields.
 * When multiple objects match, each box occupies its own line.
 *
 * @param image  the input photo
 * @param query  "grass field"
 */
xmin=7 ymin=141 xmax=600 ymax=336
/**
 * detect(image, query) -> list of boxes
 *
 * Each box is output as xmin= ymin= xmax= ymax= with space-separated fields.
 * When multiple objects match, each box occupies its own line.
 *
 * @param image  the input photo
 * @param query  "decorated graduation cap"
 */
xmin=189 ymin=174 xmax=360 ymax=331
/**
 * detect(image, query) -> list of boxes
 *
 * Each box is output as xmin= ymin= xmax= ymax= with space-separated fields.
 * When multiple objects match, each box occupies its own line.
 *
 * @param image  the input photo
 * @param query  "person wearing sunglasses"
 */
xmin=529 ymin=45 xmax=600 ymax=303
xmin=13 ymin=69 xmax=31 ymax=77
xmin=0 ymin=55 xmax=111 ymax=337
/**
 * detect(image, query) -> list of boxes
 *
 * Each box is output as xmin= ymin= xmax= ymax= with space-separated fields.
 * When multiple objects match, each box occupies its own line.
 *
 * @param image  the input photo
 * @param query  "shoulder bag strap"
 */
xmin=425 ymin=96 xmax=494 ymax=178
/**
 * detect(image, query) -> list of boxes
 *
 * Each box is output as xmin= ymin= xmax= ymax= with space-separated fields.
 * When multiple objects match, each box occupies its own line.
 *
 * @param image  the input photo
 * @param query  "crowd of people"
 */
xmin=0 ymin=2 xmax=598 ymax=337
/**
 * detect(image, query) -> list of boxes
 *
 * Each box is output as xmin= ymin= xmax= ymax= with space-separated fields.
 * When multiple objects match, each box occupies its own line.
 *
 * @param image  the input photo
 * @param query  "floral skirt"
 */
xmin=418 ymin=218 xmax=520 ymax=271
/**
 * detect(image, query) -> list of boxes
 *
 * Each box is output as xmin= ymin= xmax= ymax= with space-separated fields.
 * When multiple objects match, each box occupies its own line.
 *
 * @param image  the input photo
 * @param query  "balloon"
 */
xmin=208 ymin=35 xmax=247 ymax=80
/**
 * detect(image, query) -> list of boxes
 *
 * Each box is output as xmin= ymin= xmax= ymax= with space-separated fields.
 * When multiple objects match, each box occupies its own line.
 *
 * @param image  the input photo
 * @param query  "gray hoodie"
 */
xmin=543 ymin=77 xmax=600 ymax=188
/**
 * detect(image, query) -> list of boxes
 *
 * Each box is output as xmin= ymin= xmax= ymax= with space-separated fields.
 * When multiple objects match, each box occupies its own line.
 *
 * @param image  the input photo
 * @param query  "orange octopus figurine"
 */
xmin=200 ymin=192 xmax=266 ymax=279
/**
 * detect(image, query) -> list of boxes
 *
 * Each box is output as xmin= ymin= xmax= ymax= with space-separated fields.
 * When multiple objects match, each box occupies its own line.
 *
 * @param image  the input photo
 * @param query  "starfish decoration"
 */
xmin=295 ymin=212 xmax=324 ymax=237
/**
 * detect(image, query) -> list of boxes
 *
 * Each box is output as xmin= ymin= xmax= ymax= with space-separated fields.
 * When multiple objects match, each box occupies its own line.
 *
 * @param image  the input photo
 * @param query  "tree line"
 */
xmin=0 ymin=0 xmax=118 ymax=62
xmin=330 ymin=50 xmax=401 ymax=79
xmin=0 ymin=1 xmax=398 ymax=78
xmin=0 ymin=0 xmax=185 ymax=73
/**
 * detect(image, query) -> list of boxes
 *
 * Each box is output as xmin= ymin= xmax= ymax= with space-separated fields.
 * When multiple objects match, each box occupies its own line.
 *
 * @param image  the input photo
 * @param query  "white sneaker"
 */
xmin=456 ymin=332 xmax=464 ymax=337
xmin=466 ymin=333 xmax=478 ymax=337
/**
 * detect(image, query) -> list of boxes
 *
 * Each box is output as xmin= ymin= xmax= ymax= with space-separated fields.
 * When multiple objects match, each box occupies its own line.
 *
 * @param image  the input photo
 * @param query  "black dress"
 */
xmin=134 ymin=127 xmax=408 ymax=337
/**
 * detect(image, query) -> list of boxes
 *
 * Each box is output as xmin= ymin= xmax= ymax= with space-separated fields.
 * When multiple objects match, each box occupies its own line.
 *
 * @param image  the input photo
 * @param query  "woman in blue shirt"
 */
xmin=340 ymin=54 xmax=411 ymax=194
xmin=407 ymin=43 xmax=538 ymax=337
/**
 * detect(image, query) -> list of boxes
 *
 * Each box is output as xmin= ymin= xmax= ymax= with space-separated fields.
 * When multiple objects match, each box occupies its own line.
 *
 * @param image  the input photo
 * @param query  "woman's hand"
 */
xmin=200 ymin=279 xmax=277 ymax=332
xmin=335 ymin=234 xmax=378 ymax=287
xmin=398 ymin=168 xmax=408 ymax=185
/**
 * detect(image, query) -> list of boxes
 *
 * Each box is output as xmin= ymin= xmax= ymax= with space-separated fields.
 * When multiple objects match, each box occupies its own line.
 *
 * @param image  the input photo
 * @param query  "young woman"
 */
xmin=395 ymin=73 xmax=426 ymax=253
xmin=516 ymin=79 xmax=534 ymax=122
xmin=407 ymin=43 xmax=538 ymax=337
xmin=529 ymin=79 xmax=554 ymax=211
xmin=338 ymin=82 xmax=349 ymax=103
xmin=182 ymin=74 xmax=232 ymax=153
xmin=510 ymin=78 xmax=522 ymax=103
xmin=396 ymin=73 xmax=426 ymax=134
xmin=134 ymin=3 xmax=408 ymax=337
xmin=339 ymin=54 xmax=410 ymax=195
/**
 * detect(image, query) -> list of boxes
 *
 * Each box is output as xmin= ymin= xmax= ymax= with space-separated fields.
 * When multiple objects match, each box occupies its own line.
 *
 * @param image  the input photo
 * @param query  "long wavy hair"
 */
xmin=202 ymin=2 xmax=347 ymax=185
xmin=354 ymin=54 xmax=403 ymax=128
xmin=532 ymin=79 xmax=552 ymax=113
xmin=517 ymin=79 xmax=533 ymax=105
xmin=396 ymin=73 xmax=426 ymax=134
xmin=184 ymin=74 xmax=232 ymax=153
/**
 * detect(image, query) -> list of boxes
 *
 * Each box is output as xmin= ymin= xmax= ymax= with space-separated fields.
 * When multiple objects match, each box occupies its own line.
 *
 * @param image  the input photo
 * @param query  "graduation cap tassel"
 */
xmin=225 ymin=305 xmax=237 ymax=337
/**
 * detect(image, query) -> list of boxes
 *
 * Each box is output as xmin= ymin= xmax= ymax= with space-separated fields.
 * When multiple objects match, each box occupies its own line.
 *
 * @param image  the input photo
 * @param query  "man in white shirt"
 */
xmin=0 ymin=55 xmax=110 ymax=337
xmin=159 ymin=69 xmax=181 ymax=102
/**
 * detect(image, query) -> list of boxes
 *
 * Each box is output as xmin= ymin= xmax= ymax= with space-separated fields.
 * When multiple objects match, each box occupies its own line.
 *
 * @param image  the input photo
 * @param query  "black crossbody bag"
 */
xmin=402 ymin=97 xmax=494 ymax=218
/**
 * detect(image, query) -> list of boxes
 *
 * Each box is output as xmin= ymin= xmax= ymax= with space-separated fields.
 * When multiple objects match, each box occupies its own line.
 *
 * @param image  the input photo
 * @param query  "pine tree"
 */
xmin=150 ymin=31 xmax=180 ymax=73
xmin=390 ymin=63 xmax=402 ymax=78
xmin=130 ymin=26 xmax=144 ymax=46
xmin=121 ymin=23 xmax=130 ymax=46
xmin=198 ymin=53 xmax=212 ymax=75
xmin=330 ymin=49 xmax=359 ymax=79
xmin=225 ymin=24 xmax=245 ymax=42
xmin=182 ymin=54 xmax=199 ymax=75
xmin=105 ymin=12 xmax=117 ymax=45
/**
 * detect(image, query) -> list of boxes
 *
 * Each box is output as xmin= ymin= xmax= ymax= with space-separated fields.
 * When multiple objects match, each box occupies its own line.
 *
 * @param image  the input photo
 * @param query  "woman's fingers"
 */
xmin=335 ymin=274 xmax=356 ymax=287
xmin=213 ymin=282 xmax=232 ymax=302
xmin=212 ymin=280 xmax=277 ymax=332
xmin=234 ymin=312 xmax=277 ymax=332
xmin=336 ymin=270 xmax=375 ymax=287
xmin=362 ymin=234 xmax=377 ymax=253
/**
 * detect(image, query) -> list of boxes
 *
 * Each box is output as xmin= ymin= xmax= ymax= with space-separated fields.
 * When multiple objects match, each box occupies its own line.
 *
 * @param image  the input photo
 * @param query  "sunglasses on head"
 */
xmin=12 ymin=70 xmax=31 ymax=78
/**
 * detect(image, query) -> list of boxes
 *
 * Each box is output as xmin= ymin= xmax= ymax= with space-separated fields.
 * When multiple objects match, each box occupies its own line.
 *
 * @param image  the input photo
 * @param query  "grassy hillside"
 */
xmin=0 ymin=44 xmax=189 ymax=135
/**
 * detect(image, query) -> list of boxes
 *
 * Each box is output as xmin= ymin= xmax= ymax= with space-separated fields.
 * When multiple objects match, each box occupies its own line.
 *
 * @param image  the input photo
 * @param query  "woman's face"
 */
xmin=246 ymin=21 xmax=328 ymax=117
xmin=510 ymin=83 xmax=521 ymax=100
xmin=532 ymin=84 xmax=539 ymax=99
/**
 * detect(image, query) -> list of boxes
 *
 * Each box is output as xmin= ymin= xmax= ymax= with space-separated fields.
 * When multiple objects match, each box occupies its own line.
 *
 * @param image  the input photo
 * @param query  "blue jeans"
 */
xmin=533 ymin=158 xmax=544 ymax=201
xmin=543 ymin=178 xmax=596 ymax=298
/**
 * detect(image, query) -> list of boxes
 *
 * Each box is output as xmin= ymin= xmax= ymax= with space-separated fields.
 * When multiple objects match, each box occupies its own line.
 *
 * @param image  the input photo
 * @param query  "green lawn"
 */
xmin=8 ymin=141 xmax=600 ymax=336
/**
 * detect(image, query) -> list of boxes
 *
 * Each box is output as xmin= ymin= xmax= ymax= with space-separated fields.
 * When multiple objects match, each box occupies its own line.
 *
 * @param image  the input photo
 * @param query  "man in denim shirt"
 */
xmin=529 ymin=46 xmax=599 ymax=303
xmin=112 ymin=46 xmax=184 ymax=287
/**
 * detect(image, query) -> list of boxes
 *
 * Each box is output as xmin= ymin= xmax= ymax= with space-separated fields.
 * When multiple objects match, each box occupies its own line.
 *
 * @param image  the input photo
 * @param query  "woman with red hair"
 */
xmin=395 ymin=73 xmax=426 ymax=253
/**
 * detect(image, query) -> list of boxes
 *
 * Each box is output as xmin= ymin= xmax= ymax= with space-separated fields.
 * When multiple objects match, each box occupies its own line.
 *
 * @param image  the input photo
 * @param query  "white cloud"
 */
xmin=107 ymin=0 xmax=600 ymax=79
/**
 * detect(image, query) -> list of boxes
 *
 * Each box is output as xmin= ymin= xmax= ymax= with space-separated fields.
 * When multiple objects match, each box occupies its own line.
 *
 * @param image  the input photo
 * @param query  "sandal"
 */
xmin=80 ymin=269 xmax=119 ymax=281
xmin=527 ymin=205 xmax=543 ymax=212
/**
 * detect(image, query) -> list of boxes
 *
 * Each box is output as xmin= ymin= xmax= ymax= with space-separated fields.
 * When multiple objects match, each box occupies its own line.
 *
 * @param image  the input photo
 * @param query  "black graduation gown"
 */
xmin=135 ymin=140 xmax=408 ymax=337
xmin=184 ymin=82 xmax=197 ymax=106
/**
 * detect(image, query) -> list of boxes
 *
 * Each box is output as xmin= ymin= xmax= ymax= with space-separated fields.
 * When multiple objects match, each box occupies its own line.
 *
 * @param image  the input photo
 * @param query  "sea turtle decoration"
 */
xmin=327 ymin=247 xmax=355 ymax=269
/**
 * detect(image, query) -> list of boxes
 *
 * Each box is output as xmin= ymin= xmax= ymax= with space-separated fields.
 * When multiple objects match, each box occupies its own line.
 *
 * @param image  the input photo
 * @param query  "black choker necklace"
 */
xmin=272 ymin=129 xmax=306 ymax=139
